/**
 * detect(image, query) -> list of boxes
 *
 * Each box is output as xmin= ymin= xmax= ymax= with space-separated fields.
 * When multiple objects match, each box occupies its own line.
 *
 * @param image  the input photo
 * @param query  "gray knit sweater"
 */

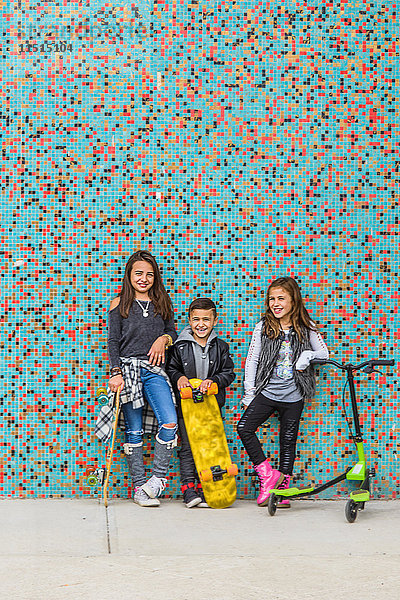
xmin=107 ymin=301 xmax=177 ymax=369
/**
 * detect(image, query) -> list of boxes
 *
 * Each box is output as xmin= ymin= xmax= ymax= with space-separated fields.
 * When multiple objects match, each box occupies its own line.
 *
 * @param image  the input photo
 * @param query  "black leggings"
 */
xmin=237 ymin=393 xmax=304 ymax=475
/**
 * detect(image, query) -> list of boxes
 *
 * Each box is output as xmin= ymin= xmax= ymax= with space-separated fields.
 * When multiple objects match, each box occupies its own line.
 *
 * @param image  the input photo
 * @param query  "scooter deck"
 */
xmin=181 ymin=378 xmax=237 ymax=509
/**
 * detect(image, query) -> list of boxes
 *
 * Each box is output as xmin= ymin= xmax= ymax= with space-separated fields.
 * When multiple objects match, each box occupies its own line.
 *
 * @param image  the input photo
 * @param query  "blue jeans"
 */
xmin=122 ymin=367 xmax=177 ymax=445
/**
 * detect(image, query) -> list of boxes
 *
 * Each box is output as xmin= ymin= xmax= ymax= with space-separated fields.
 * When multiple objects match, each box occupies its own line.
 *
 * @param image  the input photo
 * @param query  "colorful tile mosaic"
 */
xmin=0 ymin=0 xmax=398 ymax=500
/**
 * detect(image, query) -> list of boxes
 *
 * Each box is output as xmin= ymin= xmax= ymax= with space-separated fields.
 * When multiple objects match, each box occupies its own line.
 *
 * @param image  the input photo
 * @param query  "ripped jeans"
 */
xmin=121 ymin=367 xmax=177 ymax=445
xmin=237 ymin=394 xmax=304 ymax=475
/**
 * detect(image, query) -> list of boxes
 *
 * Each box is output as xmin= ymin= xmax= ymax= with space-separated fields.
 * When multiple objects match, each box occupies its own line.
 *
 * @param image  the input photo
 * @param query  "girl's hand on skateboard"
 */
xmin=147 ymin=335 xmax=169 ymax=366
xmin=177 ymin=376 xmax=191 ymax=390
xmin=109 ymin=374 xmax=124 ymax=392
xmin=199 ymin=379 xmax=214 ymax=394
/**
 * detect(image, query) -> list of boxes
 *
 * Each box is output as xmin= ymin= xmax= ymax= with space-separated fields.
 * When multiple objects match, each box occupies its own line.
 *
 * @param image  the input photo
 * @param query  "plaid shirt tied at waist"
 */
xmin=94 ymin=357 xmax=176 ymax=443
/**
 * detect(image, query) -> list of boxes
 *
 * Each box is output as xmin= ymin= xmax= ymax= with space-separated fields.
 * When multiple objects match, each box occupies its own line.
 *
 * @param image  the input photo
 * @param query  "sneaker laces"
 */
xmin=196 ymin=483 xmax=206 ymax=501
xmin=156 ymin=477 xmax=167 ymax=495
xmin=278 ymin=475 xmax=290 ymax=489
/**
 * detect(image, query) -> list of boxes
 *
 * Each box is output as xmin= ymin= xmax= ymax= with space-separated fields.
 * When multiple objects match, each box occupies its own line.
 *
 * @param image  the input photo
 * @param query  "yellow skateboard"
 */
xmin=180 ymin=378 xmax=238 ymax=508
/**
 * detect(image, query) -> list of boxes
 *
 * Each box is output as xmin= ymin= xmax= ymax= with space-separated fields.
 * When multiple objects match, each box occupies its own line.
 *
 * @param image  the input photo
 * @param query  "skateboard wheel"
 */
xmin=98 ymin=394 xmax=109 ymax=405
xmin=207 ymin=382 xmax=219 ymax=395
xmin=84 ymin=465 xmax=96 ymax=476
xmin=96 ymin=387 xmax=108 ymax=397
xmin=200 ymin=469 xmax=213 ymax=482
xmin=180 ymin=386 xmax=193 ymax=399
xmin=87 ymin=474 xmax=99 ymax=487
xmin=227 ymin=464 xmax=238 ymax=477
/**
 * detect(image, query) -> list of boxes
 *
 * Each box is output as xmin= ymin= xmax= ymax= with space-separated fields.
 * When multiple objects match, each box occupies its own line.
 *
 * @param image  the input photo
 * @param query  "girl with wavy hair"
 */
xmin=237 ymin=277 xmax=329 ymax=508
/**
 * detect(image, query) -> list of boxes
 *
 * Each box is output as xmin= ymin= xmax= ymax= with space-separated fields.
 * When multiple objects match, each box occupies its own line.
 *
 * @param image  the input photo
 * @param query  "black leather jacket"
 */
xmin=167 ymin=337 xmax=235 ymax=411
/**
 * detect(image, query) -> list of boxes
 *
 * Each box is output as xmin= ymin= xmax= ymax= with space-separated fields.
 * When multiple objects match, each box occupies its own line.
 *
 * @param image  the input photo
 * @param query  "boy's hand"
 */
xmin=199 ymin=379 xmax=214 ymax=394
xmin=177 ymin=376 xmax=191 ymax=390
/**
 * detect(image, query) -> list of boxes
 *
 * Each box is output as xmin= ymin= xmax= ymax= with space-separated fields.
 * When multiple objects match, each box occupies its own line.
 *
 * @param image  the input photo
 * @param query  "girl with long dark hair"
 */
xmin=107 ymin=250 xmax=178 ymax=507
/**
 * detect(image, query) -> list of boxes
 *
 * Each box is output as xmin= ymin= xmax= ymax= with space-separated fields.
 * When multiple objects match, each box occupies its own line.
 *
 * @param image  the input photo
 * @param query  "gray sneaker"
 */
xmin=133 ymin=486 xmax=160 ymax=507
xmin=141 ymin=476 xmax=167 ymax=499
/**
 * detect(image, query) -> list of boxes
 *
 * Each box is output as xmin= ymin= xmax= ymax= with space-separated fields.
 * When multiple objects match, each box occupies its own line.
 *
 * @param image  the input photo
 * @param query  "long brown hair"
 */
xmin=263 ymin=277 xmax=316 ymax=340
xmin=118 ymin=250 xmax=173 ymax=320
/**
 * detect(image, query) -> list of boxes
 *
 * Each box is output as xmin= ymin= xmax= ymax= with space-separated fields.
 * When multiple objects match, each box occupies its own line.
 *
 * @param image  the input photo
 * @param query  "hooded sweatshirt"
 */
xmin=175 ymin=325 xmax=218 ymax=380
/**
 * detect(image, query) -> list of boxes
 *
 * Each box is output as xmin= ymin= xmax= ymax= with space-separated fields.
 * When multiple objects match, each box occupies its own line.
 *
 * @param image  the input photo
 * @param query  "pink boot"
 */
xmin=277 ymin=475 xmax=291 ymax=508
xmin=254 ymin=460 xmax=284 ymax=506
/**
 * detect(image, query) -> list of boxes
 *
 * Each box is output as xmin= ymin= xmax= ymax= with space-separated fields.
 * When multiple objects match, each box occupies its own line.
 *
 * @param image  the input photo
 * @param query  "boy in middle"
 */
xmin=167 ymin=298 xmax=236 ymax=508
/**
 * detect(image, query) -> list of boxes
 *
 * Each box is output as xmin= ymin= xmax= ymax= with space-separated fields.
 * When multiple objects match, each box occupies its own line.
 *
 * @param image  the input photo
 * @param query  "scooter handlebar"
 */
xmin=369 ymin=359 xmax=395 ymax=367
xmin=310 ymin=358 xmax=395 ymax=371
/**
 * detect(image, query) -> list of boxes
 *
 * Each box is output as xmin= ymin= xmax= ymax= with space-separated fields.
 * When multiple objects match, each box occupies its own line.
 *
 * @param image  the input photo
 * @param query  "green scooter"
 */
xmin=268 ymin=357 xmax=395 ymax=523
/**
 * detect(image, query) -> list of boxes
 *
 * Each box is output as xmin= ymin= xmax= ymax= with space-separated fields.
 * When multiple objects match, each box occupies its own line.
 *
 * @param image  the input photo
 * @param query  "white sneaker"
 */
xmin=141 ymin=476 xmax=167 ymax=499
xmin=197 ymin=489 xmax=209 ymax=508
xmin=197 ymin=499 xmax=210 ymax=508
xmin=133 ymin=486 xmax=160 ymax=507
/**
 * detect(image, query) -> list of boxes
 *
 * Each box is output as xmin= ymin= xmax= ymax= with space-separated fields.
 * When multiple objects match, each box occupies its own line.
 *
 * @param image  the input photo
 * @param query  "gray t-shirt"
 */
xmin=261 ymin=332 xmax=303 ymax=403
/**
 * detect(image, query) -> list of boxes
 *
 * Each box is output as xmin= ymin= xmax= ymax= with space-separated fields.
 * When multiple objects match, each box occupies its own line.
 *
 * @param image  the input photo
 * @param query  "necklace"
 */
xmin=135 ymin=298 xmax=150 ymax=318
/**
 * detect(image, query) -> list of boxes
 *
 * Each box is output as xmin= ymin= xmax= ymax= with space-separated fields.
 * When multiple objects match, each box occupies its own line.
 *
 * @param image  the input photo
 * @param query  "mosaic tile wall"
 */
xmin=1 ymin=0 xmax=399 ymax=500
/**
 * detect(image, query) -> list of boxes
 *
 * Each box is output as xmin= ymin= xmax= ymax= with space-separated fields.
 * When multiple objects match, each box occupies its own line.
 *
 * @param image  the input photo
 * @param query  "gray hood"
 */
xmin=176 ymin=325 xmax=217 ymax=347
xmin=176 ymin=326 xmax=217 ymax=380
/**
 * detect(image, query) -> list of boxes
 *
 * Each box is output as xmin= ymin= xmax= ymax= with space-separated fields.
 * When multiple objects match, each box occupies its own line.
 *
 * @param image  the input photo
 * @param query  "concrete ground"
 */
xmin=0 ymin=498 xmax=399 ymax=600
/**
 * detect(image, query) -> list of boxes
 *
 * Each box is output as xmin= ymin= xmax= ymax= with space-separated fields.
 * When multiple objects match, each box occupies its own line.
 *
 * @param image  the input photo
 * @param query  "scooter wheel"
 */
xmin=268 ymin=493 xmax=277 ymax=516
xmin=345 ymin=499 xmax=358 ymax=523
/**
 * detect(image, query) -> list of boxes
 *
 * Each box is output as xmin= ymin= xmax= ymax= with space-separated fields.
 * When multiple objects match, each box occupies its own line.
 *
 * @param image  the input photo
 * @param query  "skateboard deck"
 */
xmin=180 ymin=378 xmax=237 ymax=509
xmin=87 ymin=386 xmax=121 ymax=507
